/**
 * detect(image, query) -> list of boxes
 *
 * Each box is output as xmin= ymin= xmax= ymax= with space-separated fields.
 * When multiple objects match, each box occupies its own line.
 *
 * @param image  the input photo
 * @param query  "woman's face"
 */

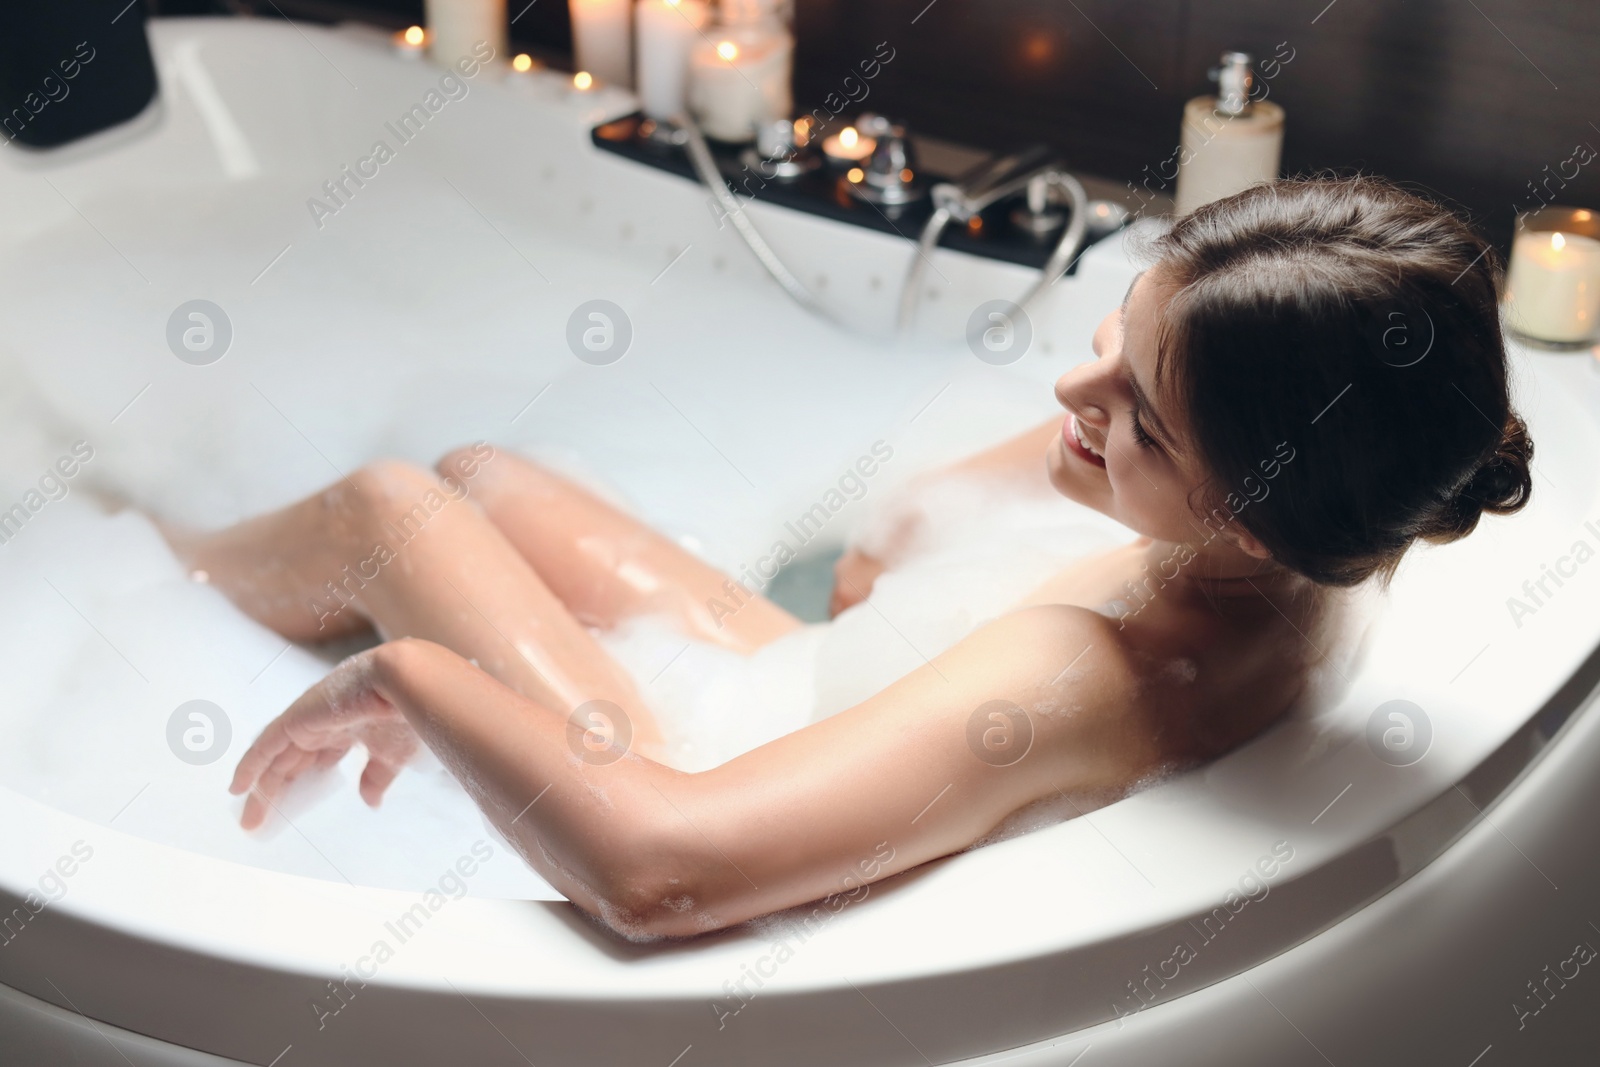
xmin=1047 ymin=268 xmax=1213 ymax=544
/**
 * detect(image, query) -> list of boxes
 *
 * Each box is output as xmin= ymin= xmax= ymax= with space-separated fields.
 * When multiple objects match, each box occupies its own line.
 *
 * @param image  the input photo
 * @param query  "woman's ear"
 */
xmin=1204 ymin=509 xmax=1273 ymax=559
xmin=1227 ymin=526 xmax=1274 ymax=560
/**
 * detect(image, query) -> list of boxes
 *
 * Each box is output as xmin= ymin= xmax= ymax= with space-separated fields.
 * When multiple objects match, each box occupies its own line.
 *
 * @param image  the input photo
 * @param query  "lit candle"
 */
xmin=1506 ymin=221 xmax=1600 ymax=344
xmin=393 ymin=24 xmax=428 ymax=59
xmin=425 ymin=0 xmax=506 ymax=66
xmin=687 ymin=25 xmax=793 ymax=143
xmin=570 ymin=0 xmax=633 ymax=89
xmin=820 ymin=125 xmax=875 ymax=166
xmin=635 ymin=0 xmax=708 ymax=120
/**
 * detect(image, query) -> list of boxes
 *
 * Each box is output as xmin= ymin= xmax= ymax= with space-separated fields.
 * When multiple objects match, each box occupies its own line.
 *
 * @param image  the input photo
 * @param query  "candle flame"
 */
xmin=1552 ymin=232 xmax=1567 ymax=251
xmin=512 ymin=53 xmax=533 ymax=72
xmin=847 ymin=167 xmax=865 ymax=183
xmin=717 ymin=41 xmax=739 ymax=61
xmin=839 ymin=126 xmax=859 ymax=149
xmin=573 ymin=71 xmax=594 ymax=90
xmin=403 ymin=25 xmax=425 ymax=46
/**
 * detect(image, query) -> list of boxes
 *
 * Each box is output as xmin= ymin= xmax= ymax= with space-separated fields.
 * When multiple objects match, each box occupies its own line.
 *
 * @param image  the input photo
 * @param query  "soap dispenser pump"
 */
xmin=1173 ymin=50 xmax=1285 ymax=215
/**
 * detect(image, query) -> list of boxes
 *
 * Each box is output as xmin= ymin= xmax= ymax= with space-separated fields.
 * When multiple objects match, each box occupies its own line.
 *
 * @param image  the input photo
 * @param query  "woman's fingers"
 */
xmin=230 ymin=678 xmax=340 ymax=797
xmin=829 ymin=549 xmax=885 ymax=617
xmin=230 ymin=718 xmax=292 ymax=796
xmin=358 ymin=757 xmax=404 ymax=808
xmin=230 ymin=649 xmax=411 ymax=829
xmin=240 ymin=745 xmax=317 ymax=830
xmin=257 ymin=745 xmax=314 ymax=803
xmin=240 ymin=790 xmax=267 ymax=831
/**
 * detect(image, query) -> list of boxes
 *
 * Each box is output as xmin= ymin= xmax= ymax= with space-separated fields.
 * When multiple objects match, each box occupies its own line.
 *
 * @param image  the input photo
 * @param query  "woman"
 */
xmin=183 ymin=176 xmax=1532 ymax=939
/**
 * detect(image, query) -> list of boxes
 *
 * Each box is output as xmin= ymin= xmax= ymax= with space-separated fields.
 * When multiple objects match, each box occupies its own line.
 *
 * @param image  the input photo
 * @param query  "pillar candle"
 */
xmin=636 ymin=0 xmax=708 ymax=119
xmin=687 ymin=24 xmax=792 ymax=143
xmin=425 ymin=0 xmax=505 ymax=67
xmin=1506 ymin=228 xmax=1600 ymax=344
xmin=570 ymin=0 xmax=633 ymax=88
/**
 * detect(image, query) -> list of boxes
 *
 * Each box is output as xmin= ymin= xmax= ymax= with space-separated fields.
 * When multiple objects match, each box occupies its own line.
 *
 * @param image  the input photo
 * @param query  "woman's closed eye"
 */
xmin=1129 ymin=408 xmax=1157 ymax=449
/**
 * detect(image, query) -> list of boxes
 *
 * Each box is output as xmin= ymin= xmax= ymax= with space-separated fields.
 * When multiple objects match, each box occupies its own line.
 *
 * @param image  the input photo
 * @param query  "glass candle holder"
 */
xmin=1504 ymin=206 xmax=1600 ymax=347
xmin=687 ymin=22 xmax=793 ymax=143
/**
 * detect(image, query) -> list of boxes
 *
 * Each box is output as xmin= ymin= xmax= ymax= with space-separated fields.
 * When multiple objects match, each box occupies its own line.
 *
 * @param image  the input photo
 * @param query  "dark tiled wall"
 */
xmin=155 ymin=0 xmax=1600 ymax=248
xmin=793 ymin=0 xmax=1600 ymax=248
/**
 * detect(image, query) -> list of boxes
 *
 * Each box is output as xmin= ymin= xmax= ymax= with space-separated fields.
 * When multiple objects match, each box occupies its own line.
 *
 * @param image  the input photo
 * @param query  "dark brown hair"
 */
xmin=1143 ymin=174 xmax=1532 ymax=586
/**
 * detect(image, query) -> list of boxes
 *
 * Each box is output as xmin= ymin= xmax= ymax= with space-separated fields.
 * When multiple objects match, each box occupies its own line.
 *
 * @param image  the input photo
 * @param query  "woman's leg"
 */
xmin=436 ymin=447 xmax=802 ymax=655
xmin=168 ymin=460 xmax=666 ymax=750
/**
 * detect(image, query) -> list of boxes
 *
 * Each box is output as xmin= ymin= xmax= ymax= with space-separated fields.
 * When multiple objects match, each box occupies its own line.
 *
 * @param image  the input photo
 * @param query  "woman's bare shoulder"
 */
xmin=930 ymin=604 xmax=1174 ymax=786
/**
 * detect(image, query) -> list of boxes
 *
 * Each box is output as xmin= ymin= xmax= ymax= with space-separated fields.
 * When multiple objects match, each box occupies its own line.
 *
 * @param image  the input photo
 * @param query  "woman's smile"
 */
xmin=1064 ymin=414 xmax=1107 ymax=468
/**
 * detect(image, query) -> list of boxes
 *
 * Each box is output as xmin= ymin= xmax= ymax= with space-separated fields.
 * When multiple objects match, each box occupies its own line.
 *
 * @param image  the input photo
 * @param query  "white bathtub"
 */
xmin=3 ymin=17 xmax=1600 ymax=1067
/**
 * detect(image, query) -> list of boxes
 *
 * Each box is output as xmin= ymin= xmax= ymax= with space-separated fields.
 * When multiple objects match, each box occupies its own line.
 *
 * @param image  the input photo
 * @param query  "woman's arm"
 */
xmin=234 ymin=604 xmax=1155 ymax=938
xmin=831 ymin=417 xmax=1063 ymax=615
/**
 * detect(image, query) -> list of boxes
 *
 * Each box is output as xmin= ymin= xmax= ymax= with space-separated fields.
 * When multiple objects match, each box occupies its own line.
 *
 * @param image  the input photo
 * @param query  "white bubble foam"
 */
xmin=0 ymin=351 xmax=1137 ymax=896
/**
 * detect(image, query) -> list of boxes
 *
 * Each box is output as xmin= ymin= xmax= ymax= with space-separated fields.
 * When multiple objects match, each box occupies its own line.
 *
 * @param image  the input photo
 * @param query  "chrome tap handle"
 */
xmin=846 ymin=117 xmax=924 ymax=207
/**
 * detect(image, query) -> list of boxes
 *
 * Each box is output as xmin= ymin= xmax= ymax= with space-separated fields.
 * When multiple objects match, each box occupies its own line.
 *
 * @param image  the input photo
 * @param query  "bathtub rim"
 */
xmin=1 ymin=16 xmax=1598 ymax=1063
xmin=1 ymin=624 xmax=1594 ymax=1006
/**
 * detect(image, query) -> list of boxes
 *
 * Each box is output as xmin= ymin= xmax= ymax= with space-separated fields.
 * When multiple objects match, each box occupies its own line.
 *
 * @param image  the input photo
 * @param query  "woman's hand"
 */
xmin=829 ymin=548 xmax=887 ymax=617
xmin=229 ymin=648 xmax=422 ymax=830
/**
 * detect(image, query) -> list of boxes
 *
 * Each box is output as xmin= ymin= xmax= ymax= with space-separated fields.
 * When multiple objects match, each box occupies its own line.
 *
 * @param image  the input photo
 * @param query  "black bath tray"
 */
xmin=591 ymin=113 xmax=1105 ymax=273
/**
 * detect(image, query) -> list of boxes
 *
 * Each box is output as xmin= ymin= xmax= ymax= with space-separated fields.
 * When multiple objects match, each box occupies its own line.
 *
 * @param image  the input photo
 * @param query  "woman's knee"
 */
xmin=437 ymin=443 xmax=562 ymax=504
xmin=437 ymin=441 xmax=515 ymax=491
xmin=340 ymin=460 xmax=448 ymax=532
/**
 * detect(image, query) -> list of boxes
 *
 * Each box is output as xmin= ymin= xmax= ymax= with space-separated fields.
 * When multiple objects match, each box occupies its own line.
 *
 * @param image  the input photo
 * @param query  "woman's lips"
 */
xmin=1064 ymin=415 xmax=1108 ymax=469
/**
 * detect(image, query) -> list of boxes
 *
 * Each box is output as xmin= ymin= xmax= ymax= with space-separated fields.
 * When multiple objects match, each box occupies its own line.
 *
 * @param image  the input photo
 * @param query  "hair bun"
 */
xmin=1465 ymin=415 xmax=1534 ymax=513
xmin=1420 ymin=415 xmax=1534 ymax=543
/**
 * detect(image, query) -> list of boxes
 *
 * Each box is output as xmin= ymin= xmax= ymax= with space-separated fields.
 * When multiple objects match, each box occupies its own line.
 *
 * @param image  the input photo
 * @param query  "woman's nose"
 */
xmin=1054 ymin=366 xmax=1109 ymax=423
xmin=1058 ymin=306 xmax=1122 ymax=421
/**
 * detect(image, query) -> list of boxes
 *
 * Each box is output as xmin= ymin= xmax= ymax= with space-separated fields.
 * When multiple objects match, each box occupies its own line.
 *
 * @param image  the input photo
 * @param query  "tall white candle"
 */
xmin=687 ymin=25 xmax=792 ymax=143
xmin=1506 ymin=229 xmax=1600 ymax=344
xmin=571 ymin=0 xmax=633 ymax=88
xmin=425 ymin=0 xmax=505 ymax=67
xmin=635 ymin=0 xmax=708 ymax=119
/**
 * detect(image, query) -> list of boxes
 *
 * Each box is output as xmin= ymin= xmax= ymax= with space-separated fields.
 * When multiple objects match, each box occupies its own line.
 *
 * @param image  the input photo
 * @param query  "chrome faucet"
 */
xmin=897 ymin=147 xmax=1093 ymax=333
xmin=675 ymin=111 xmax=1117 ymax=336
